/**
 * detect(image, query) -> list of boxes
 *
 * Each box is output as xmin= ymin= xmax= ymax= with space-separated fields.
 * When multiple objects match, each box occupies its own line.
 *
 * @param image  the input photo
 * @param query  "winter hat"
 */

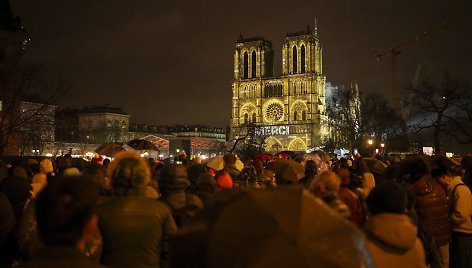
xmin=159 ymin=164 xmax=191 ymax=193
xmin=40 ymin=159 xmax=54 ymax=174
xmin=366 ymin=181 xmax=407 ymax=215
xmin=187 ymin=164 xmax=208 ymax=186
xmin=400 ymin=156 xmax=429 ymax=182
xmin=216 ymin=172 xmax=233 ymax=189
xmin=13 ymin=167 xmax=28 ymax=179
xmin=108 ymin=152 xmax=151 ymax=195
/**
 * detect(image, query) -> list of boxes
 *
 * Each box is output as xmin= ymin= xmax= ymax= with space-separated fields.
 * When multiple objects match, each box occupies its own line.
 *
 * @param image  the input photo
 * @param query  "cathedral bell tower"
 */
xmin=233 ymin=36 xmax=274 ymax=80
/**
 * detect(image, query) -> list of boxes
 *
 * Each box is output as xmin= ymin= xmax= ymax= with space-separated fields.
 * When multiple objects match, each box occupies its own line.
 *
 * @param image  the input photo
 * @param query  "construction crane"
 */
xmin=375 ymin=21 xmax=448 ymax=106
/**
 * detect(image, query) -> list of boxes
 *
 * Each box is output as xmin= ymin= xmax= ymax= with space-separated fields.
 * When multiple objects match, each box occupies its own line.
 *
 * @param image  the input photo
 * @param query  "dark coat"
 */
xmin=17 ymin=246 xmax=106 ymax=268
xmin=410 ymin=175 xmax=451 ymax=246
xmin=98 ymin=196 xmax=177 ymax=268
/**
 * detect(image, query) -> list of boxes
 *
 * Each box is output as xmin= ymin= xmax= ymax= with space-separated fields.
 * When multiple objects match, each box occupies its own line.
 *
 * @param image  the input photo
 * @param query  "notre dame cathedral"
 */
xmin=231 ymin=25 xmax=328 ymax=152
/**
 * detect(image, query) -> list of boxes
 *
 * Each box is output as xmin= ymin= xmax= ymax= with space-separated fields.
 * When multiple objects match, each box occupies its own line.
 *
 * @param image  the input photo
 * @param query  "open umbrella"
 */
xmin=266 ymin=158 xmax=305 ymax=184
xmin=206 ymin=155 xmax=244 ymax=171
xmin=170 ymin=186 xmax=374 ymax=268
xmin=95 ymin=143 xmax=125 ymax=157
xmin=126 ymin=139 xmax=159 ymax=151
xmin=363 ymin=158 xmax=388 ymax=175
xmin=254 ymin=153 xmax=274 ymax=162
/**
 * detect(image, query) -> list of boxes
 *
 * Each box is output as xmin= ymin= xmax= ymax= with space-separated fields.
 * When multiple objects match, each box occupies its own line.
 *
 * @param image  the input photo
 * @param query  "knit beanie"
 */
xmin=367 ymin=181 xmax=407 ymax=215
xmin=159 ymin=164 xmax=190 ymax=193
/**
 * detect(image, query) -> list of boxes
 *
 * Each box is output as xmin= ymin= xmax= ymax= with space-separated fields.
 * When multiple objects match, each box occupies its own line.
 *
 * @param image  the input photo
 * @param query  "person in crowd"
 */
xmin=364 ymin=181 xmax=428 ymax=268
xmin=353 ymin=158 xmax=375 ymax=196
xmin=309 ymin=171 xmax=351 ymax=220
xmin=223 ymin=153 xmax=240 ymax=181
xmin=334 ymin=167 xmax=364 ymax=226
xmin=31 ymin=159 xmax=54 ymax=198
xmin=0 ymin=192 xmax=15 ymax=267
xmin=403 ymin=156 xmax=450 ymax=268
xmin=194 ymin=172 xmax=218 ymax=206
xmin=299 ymin=160 xmax=317 ymax=188
xmin=159 ymin=164 xmax=203 ymax=227
xmin=461 ymin=155 xmax=472 ymax=189
xmin=433 ymin=156 xmax=472 ymax=268
xmin=18 ymin=175 xmax=104 ymax=268
xmin=98 ymin=152 xmax=177 ymax=268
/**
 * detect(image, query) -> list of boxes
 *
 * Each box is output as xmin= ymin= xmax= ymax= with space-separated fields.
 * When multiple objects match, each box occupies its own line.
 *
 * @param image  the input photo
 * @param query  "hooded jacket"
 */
xmin=410 ymin=174 xmax=451 ymax=246
xmin=447 ymin=176 xmax=472 ymax=234
xmin=364 ymin=213 xmax=428 ymax=268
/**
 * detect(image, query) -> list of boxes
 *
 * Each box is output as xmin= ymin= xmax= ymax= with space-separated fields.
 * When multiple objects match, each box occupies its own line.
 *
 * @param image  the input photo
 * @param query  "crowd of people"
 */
xmin=0 ymin=151 xmax=471 ymax=268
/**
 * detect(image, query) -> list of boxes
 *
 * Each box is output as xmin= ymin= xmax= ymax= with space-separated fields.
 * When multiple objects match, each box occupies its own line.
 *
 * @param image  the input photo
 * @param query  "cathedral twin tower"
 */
xmin=231 ymin=25 xmax=327 ymax=151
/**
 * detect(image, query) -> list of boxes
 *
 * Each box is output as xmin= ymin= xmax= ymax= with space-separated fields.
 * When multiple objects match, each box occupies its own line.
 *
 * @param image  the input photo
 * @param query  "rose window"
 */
xmin=265 ymin=103 xmax=284 ymax=122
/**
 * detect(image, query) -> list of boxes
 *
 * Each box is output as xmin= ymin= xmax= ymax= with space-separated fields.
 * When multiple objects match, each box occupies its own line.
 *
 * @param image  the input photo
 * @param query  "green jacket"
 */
xmin=98 ymin=196 xmax=177 ymax=268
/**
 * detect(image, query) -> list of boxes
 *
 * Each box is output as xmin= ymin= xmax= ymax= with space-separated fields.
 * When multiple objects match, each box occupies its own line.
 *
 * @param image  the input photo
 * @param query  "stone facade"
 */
xmin=231 ymin=26 xmax=328 ymax=152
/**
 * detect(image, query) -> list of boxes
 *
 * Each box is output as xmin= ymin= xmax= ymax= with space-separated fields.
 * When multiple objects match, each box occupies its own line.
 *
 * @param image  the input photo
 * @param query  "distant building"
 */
xmin=231 ymin=25 xmax=328 ymax=152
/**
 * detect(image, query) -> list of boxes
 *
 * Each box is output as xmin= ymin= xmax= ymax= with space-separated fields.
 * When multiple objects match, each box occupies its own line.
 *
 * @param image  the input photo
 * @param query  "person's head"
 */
xmin=107 ymin=152 xmax=151 ymax=196
xmin=431 ymin=156 xmax=462 ymax=185
xmin=366 ymin=181 xmax=407 ymax=215
xmin=102 ymin=158 xmax=111 ymax=168
xmin=158 ymin=164 xmax=190 ymax=194
xmin=333 ymin=167 xmax=350 ymax=186
xmin=40 ymin=159 xmax=54 ymax=174
xmin=35 ymin=176 xmax=99 ymax=250
xmin=310 ymin=171 xmax=341 ymax=198
xmin=305 ymin=160 xmax=317 ymax=178
xmin=223 ymin=153 xmax=237 ymax=165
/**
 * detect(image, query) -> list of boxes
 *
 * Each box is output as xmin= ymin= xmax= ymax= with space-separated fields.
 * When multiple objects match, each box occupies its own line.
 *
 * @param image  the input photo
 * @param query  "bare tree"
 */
xmin=403 ymin=71 xmax=471 ymax=154
xmin=0 ymin=61 xmax=71 ymax=155
xmin=326 ymin=83 xmax=362 ymax=153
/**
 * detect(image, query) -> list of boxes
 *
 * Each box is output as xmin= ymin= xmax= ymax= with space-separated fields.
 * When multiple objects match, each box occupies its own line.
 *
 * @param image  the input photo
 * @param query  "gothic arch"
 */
xmin=290 ymin=101 xmax=308 ymax=121
xmin=240 ymin=103 xmax=257 ymax=124
xmin=292 ymin=46 xmax=298 ymax=74
xmin=288 ymin=138 xmax=307 ymax=151
xmin=265 ymin=136 xmax=283 ymax=152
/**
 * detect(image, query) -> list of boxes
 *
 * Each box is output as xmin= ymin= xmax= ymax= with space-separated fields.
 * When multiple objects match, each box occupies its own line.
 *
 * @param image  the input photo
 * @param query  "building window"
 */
xmin=294 ymin=111 xmax=298 ymax=121
xmin=252 ymin=113 xmax=256 ymax=123
xmin=292 ymin=46 xmax=298 ymax=74
xmin=251 ymin=50 xmax=257 ymax=78
xmin=301 ymin=45 xmax=306 ymax=73
xmin=244 ymin=113 xmax=249 ymax=124
xmin=243 ymin=52 xmax=249 ymax=79
xmin=302 ymin=110 xmax=307 ymax=120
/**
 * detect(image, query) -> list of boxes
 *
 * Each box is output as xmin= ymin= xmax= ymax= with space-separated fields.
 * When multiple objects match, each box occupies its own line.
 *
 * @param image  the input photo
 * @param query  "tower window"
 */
xmin=252 ymin=113 xmax=256 ymax=123
xmin=301 ymin=45 xmax=306 ymax=73
xmin=294 ymin=111 xmax=298 ymax=121
xmin=244 ymin=113 xmax=249 ymax=124
xmin=251 ymin=50 xmax=257 ymax=78
xmin=292 ymin=46 xmax=298 ymax=74
xmin=302 ymin=110 xmax=307 ymax=120
xmin=243 ymin=52 xmax=249 ymax=79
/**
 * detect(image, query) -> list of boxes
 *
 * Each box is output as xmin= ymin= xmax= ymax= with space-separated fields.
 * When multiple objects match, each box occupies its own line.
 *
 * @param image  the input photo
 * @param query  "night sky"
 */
xmin=10 ymin=0 xmax=472 ymax=127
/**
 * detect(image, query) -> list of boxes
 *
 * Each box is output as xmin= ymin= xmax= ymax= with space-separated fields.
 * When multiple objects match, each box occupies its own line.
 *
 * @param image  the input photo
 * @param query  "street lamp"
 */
xmin=367 ymin=139 xmax=374 ymax=157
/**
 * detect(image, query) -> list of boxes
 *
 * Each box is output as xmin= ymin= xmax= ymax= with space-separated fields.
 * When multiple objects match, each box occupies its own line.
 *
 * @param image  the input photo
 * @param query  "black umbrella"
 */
xmin=95 ymin=143 xmax=125 ymax=157
xmin=126 ymin=139 xmax=159 ymax=151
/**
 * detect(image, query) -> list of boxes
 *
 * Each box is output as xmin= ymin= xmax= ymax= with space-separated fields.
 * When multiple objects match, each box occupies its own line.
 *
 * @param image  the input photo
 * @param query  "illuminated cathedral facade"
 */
xmin=231 ymin=25 xmax=328 ymax=152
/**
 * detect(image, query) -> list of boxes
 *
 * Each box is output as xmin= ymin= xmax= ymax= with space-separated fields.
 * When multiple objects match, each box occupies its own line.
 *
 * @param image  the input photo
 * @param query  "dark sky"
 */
xmin=10 ymin=0 xmax=472 ymax=127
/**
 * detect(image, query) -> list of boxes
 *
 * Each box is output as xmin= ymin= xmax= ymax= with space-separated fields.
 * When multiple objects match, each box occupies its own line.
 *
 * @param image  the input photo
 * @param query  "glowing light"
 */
xmin=367 ymin=139 xmax=373 ymax=145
